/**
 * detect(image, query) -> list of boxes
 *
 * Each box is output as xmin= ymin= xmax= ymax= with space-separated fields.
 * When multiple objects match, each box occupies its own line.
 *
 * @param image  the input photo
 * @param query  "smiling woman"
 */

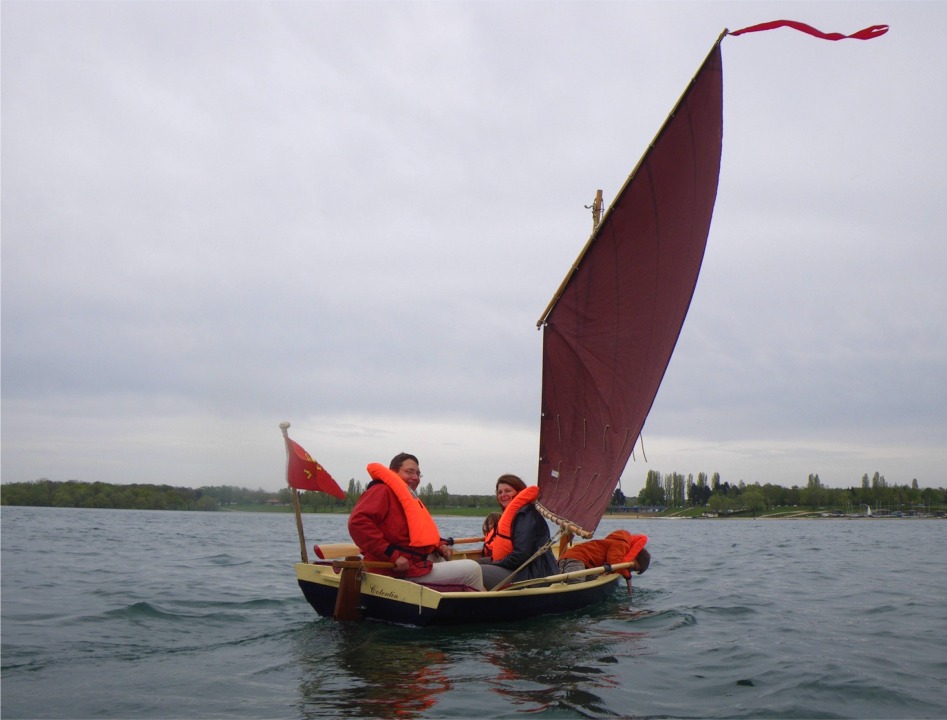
xmin=477 ymin=474 xmax=558 ymax=589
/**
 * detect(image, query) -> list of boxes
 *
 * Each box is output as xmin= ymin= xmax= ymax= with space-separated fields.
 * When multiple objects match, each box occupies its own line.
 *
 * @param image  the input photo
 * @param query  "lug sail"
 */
xmin=536 ymin=36 xmax=725 ymax=536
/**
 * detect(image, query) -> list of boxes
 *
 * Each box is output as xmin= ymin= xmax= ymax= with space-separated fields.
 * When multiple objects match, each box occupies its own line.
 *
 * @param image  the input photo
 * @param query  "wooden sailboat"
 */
xmin=291 ymin=32 xmax=725 ymax=626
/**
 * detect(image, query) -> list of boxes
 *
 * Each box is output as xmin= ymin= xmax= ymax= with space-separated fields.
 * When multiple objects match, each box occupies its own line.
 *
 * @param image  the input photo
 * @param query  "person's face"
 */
xmin=496 ymin=483 xmax=518 ymax=509
xmin=398 ymin=459 xmax=421 ymax=490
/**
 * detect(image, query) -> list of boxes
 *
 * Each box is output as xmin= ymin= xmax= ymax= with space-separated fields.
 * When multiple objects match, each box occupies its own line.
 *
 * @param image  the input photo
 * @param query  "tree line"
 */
xmin=2 ymin=471 xmax=944 ymax=514
xmin=0 ymin=480 xmax=277 ymax=511
xmin=0 ymin=478 xmax=499 ymax=513
xmin=634 ymin=470 xmax=945 ymax=514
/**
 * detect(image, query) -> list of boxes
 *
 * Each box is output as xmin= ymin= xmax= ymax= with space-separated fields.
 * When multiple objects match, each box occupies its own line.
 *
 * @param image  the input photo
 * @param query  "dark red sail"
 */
xmin=536 ymin=39 xmax=724 ymax=535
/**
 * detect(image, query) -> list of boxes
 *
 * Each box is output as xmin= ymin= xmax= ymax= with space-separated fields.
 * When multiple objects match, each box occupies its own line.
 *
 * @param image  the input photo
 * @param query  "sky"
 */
xmin=2 ymin=1 xmax=945 ymax=499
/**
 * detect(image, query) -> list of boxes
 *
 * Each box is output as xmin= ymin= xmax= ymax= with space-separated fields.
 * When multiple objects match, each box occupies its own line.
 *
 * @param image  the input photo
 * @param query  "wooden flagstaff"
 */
xmin=280 ymin=421 xmax=309 ymax=564
xmin=590 ymin=189 xmax=603 ymax=231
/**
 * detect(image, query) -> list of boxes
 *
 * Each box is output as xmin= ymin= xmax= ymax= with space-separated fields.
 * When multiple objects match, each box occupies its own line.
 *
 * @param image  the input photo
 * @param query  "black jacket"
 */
xmin=488 ymin=503 xmax=557 ymax=581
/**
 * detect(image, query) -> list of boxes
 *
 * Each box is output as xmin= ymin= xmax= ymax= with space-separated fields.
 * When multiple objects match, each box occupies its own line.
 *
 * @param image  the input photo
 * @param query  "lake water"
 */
xmin=1 ymin=506 xmax=944 ymax=719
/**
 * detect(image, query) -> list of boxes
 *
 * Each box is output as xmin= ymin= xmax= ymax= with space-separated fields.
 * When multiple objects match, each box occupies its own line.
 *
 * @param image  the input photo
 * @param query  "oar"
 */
xmin=312 ymin=559 xmax=396 ymax=570
xmin=312 ymin=542 xmax=361 ymax=559
xmin=326 ymin=557 xmax=396 ymax=621
xmin=497 ymin=560 xmax=640 ymax=591
xmin=313 ymin=538 xmax=482 ymax=561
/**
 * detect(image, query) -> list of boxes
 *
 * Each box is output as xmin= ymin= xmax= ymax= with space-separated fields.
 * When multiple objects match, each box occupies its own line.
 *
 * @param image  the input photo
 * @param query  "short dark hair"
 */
xmin=389 ymin=452 xmax=419 ymax=472
xmin=635 ymin=548 xmax=651 ymax=574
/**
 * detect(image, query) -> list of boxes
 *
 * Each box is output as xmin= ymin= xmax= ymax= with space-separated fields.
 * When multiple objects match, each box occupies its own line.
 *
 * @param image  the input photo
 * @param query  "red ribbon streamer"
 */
xmin=729 ymin=20 xmax=889 ymax=41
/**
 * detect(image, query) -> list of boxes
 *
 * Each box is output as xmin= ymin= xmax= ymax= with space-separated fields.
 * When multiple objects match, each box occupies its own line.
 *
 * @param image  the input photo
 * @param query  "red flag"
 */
xmin=730 ymin=20 xmax=889 ymax=41
xmin=285 ymin=437 xmax=346 ymax=499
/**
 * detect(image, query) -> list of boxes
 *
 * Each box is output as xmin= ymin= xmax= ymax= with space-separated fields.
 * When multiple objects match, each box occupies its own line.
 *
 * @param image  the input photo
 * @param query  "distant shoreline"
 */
xmin=598 ymin=513 xmax=944 ymax=520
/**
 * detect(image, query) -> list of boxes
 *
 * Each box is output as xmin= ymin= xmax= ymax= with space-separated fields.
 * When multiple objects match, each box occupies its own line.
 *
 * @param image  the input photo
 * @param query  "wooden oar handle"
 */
xmin=499 ymin=559 xmax=640 ymax=591
xmin=445 ymin=536 xmax=484 ymax=545
xmin=312 ymin=559 xmax=396 ymax=570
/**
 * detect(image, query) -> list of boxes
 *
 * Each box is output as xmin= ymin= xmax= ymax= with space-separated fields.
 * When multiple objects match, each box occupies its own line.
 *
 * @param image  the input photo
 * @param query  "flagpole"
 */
xmin=280 ymin=421 xmax=309 ymax=564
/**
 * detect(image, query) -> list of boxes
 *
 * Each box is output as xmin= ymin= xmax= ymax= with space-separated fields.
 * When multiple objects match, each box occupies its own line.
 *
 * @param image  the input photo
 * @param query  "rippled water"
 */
xmin=2 ymin=506 xmax=944 ymax=719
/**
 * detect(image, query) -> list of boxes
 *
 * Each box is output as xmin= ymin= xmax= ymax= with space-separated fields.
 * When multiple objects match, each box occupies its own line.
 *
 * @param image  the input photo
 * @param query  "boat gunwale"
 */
xmin=295 ymin=561 xmax=621 ymax=598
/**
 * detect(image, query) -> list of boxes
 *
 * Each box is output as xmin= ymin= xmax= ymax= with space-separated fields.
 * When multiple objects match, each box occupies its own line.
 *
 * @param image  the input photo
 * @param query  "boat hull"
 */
xmin=295 ymin=562 xmax=621 ymax=626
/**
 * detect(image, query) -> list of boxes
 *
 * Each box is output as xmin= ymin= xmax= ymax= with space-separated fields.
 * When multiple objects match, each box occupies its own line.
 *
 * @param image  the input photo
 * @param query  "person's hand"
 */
xmin=393 ymin=556 xmax=409 ymax=574
xmin=437 ymin=543 xmax=453 ymax=560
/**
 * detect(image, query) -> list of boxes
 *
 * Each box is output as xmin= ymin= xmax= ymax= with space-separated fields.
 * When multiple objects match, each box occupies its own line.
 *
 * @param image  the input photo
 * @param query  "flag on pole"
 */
xmin=729 ymin=20 xmax=889 ymax=41
xmin=285 ymin=436 xmax=346 ymax=499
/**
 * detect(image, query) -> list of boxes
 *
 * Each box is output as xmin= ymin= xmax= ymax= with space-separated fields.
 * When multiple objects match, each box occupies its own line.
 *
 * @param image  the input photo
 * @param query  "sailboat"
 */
xmin=291 ymin=32 xmax=723 ymax=626
xmin=292 ymin=35 xmax=723 ymax=625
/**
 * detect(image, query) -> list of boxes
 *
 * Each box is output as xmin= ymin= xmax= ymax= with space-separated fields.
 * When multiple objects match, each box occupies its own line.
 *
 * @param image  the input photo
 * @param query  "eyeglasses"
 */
xmin=401 ymin=469 xmax=422 ymax=478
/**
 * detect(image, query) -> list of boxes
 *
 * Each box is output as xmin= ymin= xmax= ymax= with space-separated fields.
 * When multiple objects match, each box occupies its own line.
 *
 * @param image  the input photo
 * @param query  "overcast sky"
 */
xmin=3 ymin=1 xmax=945 ymax=499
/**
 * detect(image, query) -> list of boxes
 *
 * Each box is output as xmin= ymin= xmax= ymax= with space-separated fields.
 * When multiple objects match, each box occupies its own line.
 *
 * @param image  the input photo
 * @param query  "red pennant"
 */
xmin=730 ymin=20 xmax=889 ymax=41
xmin=285 ymin=437 xmax=346 ymax=499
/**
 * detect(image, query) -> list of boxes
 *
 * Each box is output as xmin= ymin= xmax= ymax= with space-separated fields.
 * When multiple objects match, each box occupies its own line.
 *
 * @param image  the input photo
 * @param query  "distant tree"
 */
xmin=707 ymin=493 xmax=730 ymax=514
xmin=639 ymin=470 xmax=664 ymax=506
xmin=345 ymin=478 xmax=359 ymax=506
xmin=742 ymin=487 xmax=766 ymax=516
xmin=802 ymin=473 xmax=827 ymax=507
xmin=694 ymin=472 xmax=709 ymax=506
xmin=761 ymin=483 xmax=786 ymax=508
xmin=195 ymin=495 xmax=217 ymax=511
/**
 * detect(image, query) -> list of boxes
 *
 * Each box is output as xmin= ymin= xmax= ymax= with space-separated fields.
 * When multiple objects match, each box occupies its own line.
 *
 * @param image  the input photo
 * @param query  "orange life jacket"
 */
xmin=491 ymin=486 xmax=540 ymax=561
xmin=366 ymin=463 xmax=441 ymax=549
xmin=560 ymin=530 xmax=648 ymax=578
xmin=611 ymin=530 xmax=648 ymax=577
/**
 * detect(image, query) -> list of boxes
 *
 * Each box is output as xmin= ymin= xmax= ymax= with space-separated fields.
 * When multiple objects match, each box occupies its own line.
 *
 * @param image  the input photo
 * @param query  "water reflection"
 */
xmin=294 ymin=622 xmax=452 ymax=719
xmin=478 ymin=612 xmax=648 ymax=715
xmin=292 ymin=596 xmax=651 ymax=718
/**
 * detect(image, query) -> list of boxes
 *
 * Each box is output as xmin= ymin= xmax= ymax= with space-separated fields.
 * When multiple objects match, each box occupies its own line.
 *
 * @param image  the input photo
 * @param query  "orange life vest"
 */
xmin=491 ymin=485 xmax=540 ymax=561
xmin=366 ymin=463 xmax=441 ymax=549
xmin=560 ymin=530 xmax=648 ymax=578
xmin=611 ymin=530 xmax=648 ymax=577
